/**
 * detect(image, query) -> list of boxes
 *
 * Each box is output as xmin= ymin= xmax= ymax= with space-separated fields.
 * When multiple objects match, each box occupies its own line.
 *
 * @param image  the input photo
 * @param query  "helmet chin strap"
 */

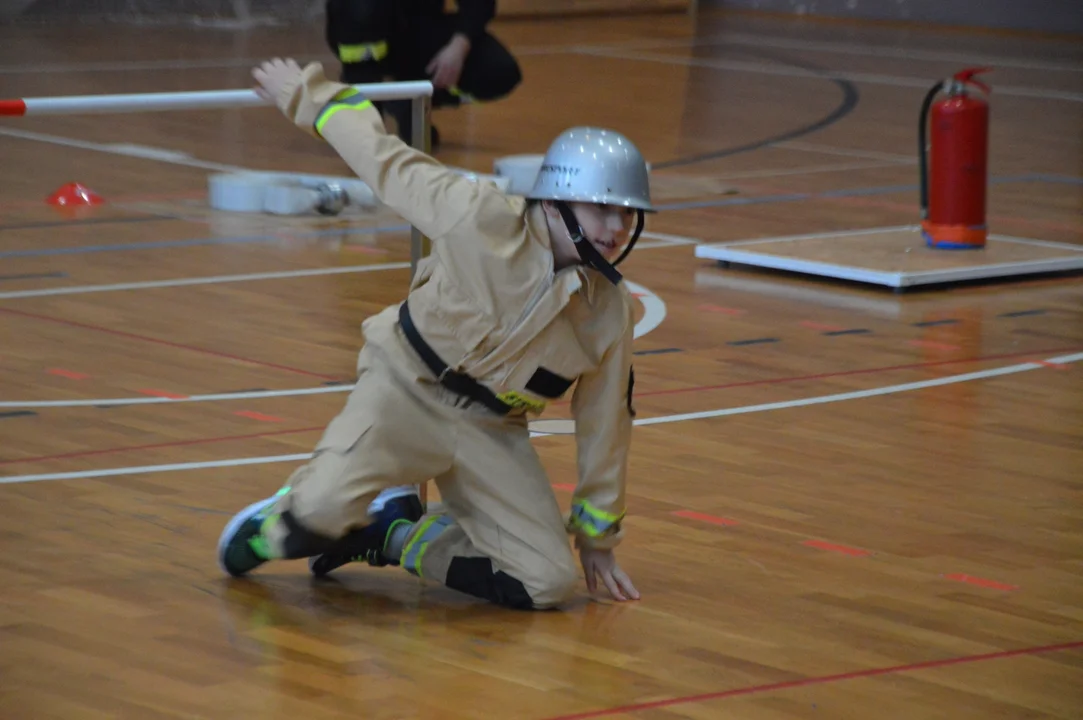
xmin=554 ymin=201 xmax=645 ymax=286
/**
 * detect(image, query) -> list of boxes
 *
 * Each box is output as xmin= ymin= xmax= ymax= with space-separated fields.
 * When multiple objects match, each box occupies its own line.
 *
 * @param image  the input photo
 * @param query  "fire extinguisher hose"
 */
xmin=918 ymin=80 xmax=945 ymax=221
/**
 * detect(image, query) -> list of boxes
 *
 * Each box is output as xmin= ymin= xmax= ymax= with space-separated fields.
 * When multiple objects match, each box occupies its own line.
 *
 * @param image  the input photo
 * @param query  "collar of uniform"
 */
xmin=576 ymin=266 xmax=599 ymax=304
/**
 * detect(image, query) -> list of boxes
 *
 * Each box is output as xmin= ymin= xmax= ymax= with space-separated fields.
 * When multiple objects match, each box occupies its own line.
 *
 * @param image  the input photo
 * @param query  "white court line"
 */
xmin=708 ymin=160 xmax=905 ymax=181
xmin=703 ymin=224 xmax=917 ymax=248
xmin=0 ymin=280 xmax=667 ymax=408
xmin=577 ymin=48 xmax=1083 ymax=103
xmin=0 ymin=232 xmax=693 ymax=302
xmin=0 ymin=262 xmax=411 ymax=300
xmin=0 ymin=127 xmax=247 ymax=172
xmin=3 ymin=351 xmax=1078 ymax=484
xmin=638 ymin=231 xmax=700 ymax=247
xmin=772 ymin=141 xmax=916 ymax=164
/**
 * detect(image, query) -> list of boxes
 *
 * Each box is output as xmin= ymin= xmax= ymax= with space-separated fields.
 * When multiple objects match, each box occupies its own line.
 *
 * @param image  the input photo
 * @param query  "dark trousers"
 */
xmin=324 ymin=0 xmax=522 ymax=141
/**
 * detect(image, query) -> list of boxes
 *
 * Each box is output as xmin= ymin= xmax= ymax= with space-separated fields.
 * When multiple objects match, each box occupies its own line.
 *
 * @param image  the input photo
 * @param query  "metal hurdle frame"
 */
xmin=0 ymin=79 xmax=434 ymax=275
xmin=0 ymin=78 xmax=434 ymax=507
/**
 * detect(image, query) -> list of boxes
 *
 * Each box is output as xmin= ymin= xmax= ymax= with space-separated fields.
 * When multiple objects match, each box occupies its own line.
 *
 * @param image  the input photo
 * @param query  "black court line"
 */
xmin=634 ymin=348 xmax=684 ymax=356
xmin=728 ymin=338 xmax=780 ymax=346
xmin=0 ymin=272 xmax=68 ymax=282
xmin=823 ymin=328 xmax=872 ymax=336
xmin=913 ymin=319 xmax=960 ymax=327
xmin=999 ymin=309 xmax=1047 ymax=318
xmin=652 ymin=47 xmax=860 ymax=170
xmin=0 ymin=411 xmax=37 ymax=420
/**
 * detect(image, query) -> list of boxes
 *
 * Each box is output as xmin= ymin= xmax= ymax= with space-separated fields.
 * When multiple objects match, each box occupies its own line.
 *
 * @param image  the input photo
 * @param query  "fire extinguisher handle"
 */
xmin=953 ymin=67 xmax=992 ymax=95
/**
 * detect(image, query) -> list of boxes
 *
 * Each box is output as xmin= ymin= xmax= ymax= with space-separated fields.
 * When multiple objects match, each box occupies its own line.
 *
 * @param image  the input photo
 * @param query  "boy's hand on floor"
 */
xmin=579 ymin=547 xmax=640 ymax=602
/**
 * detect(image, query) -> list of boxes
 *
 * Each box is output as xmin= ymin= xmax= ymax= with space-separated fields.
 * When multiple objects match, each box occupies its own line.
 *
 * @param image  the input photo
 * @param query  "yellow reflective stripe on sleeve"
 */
xmin=337 ymin=41 xmax=388 ymax=63
xmin=448 ymin=86 xmax=480 ymax=104
xmin=314 ymin=88 xmax=374 ymax=137
xmin=569 ymin=499 xmax=624 ymax=538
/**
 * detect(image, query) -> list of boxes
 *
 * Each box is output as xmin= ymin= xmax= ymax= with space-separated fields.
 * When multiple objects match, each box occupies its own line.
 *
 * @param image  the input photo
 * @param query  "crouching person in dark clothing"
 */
xmin=324 ymin=0 xmax=522 ymax=148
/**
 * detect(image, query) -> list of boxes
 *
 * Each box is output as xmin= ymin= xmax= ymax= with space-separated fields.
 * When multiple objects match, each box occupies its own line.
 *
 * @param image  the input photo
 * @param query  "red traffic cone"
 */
xmin=46 ymin=182 xmax=105 ymax=206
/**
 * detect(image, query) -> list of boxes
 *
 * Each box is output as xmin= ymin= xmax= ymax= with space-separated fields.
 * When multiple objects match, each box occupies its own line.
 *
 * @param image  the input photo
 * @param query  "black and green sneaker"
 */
xmin=308 ymin=494 xmax=424 ymax=577
xmin=217 ymin=488 xmax=287 ymax=577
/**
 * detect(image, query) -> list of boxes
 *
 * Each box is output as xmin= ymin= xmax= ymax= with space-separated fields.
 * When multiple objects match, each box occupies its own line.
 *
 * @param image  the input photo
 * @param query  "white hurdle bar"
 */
xmin=0 ymin=80 xmax=435 ymax=277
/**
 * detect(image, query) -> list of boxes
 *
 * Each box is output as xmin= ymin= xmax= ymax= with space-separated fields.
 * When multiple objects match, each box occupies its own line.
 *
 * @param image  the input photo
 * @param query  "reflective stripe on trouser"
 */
xmin=401 ymin=514 xmax=454 ymax=576
xmin=265 ymin=322 xmax=579 ymax=609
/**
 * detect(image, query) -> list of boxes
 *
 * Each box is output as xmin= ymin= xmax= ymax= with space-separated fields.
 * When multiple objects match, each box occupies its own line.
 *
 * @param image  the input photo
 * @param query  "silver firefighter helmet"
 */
xmin=526 ymin=127 xmax=654 ymax=212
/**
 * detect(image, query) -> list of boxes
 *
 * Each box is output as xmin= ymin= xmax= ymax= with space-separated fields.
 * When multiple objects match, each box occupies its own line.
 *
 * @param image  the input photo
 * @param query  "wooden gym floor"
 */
xmin=1 ymin=8 xmax=1082 ymax=719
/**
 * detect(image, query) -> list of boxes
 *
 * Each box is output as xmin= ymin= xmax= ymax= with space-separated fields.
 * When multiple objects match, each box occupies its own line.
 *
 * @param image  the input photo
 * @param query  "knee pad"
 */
xmin=444 ymin=557 xmax=537 ymax=610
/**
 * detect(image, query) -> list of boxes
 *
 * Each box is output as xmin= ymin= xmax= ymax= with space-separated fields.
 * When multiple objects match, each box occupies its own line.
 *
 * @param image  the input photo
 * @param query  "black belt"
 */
xmin=398 ymin=300 xmax=512 ymax=415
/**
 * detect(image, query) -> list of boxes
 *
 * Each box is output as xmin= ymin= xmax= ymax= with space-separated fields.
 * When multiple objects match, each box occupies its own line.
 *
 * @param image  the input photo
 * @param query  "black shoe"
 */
xmin=308 ymin=494 xmax=424 ymax=577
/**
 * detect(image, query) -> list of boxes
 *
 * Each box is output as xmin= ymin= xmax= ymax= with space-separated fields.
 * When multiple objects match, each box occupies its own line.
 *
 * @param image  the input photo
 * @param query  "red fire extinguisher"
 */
xmin=919 ymin=67 xmax=992 ymax=249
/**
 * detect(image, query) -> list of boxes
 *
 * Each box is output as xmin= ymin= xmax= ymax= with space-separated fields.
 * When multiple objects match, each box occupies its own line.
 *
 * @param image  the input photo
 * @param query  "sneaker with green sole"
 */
xmin=217 ymin=489 xmax=288 ymax=577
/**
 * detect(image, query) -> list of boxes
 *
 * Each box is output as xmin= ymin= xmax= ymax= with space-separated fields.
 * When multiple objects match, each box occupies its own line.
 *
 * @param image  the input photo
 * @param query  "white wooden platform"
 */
xmin=694 ymin=225 xmax=1083 ymax=290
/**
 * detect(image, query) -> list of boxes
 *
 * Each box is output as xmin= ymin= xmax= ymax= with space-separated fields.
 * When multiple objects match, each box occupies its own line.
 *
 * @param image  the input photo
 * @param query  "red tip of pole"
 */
xmin=0 ymin=99 xmax=27 ymax=116
xmin=46 ymin=182 xmax=105 ymax=207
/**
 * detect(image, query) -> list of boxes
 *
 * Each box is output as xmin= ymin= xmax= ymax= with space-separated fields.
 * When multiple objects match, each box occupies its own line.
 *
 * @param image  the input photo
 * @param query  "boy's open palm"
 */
xmin=252 ymin=57 xmax=302 ymax=103
xmin=579 ymin=547 xmax=640 ymax=602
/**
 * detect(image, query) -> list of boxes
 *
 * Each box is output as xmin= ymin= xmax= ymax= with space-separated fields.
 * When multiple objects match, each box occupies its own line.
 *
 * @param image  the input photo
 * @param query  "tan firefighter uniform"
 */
xmin=261 ymin=63 xmax=636 ymax=608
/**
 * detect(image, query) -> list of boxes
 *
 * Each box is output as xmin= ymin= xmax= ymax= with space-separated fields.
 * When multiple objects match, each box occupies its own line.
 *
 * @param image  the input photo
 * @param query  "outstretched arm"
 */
xmin=253 ymin=58 xmax=481 ymax=240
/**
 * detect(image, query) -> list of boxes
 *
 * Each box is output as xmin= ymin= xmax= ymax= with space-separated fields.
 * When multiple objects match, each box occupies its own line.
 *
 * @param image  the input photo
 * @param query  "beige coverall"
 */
xmin=265 ymin=63 xmax=635 ymax=609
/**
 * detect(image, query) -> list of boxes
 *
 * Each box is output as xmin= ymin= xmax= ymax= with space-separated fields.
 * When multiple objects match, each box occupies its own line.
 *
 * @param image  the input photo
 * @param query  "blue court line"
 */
xmin=1026 ymin=174 xmax=1083 ymax=186
xmin=0 ymin=223 xmax=411 ymax=259
xmin=653 ymin=174 xmax=1051 ymax=212
xmin=0 ymin=214 xmax=176 ymax=232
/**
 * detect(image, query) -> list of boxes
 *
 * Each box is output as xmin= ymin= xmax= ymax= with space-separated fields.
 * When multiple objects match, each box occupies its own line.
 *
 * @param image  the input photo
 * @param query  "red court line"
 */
xmin=802 ymin=539 xmax=871 ymax=557
xmin=0 ymin=426 xmax=323 ymax=466
xmin=47 ymin=368 xmax=89 ymax=380
xmin=909 ymin=339 xmax=962 ymax=352
xmin=630 ymin=345 xmax=1083 ymax=401
xmin=233 ymin=410 xmax=285 ymax=423
xmin=7 ymin=344 xmax=1080 ymax=467
xmin=943 ymin=573 xmax=1019 ymax=592
xmin=673 ymin=509 xmax=739 ymax=526
xmin=0 ymin=307 xmax=340 ymax=380
xmin=699 ymin=304 xmax=746 ymax=315
xmin=800 ymin=321 xmax=845 ymax=332
xmin=540 ymin=640 xmax=1083 ymax=720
